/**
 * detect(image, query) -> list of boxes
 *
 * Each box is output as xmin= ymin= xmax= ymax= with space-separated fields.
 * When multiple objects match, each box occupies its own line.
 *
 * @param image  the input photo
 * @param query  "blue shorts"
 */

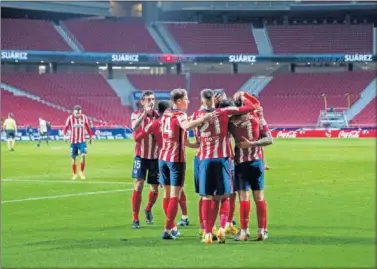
xmin=194 ymin=156 xmax=200 ymax=193
xmin=235 ymin=159 xmax=265 ymax=191
xmin=159 ymin=161 xmax=186 ymax=187
xmin=70 ymin=142 xmax=87 ymax=158
xmin=132 ymin=157 xmax=159 ymax=185
xmin=199 ymin=157 xmax=233 ymax=196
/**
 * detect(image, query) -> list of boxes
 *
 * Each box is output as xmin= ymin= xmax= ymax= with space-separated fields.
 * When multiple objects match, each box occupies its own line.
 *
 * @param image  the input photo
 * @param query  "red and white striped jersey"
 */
xmin=196 ymin=106 xmax=253 ymax=160
xmin=229 ymin=112 xmax=270 ymax=164
xmin=131 ymin=109 xmax=159 ymax=159
xmin=191 ymin=110 xmax=201 ymax=157
xmin=159 ymin=109 xmax=188 ymax=163
xmin=133 ymin=119 xmax=162 ymax=148
xmin=63 ymin=114 xmax=92 ymax=144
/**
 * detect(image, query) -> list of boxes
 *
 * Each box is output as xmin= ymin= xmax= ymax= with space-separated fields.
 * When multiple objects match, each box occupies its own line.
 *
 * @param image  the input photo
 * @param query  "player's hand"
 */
xmin=238 ymin=136 xmax=254 ymax=148
xmin=233 ymin=91 xmax=244 ymax=102
xmin=214 ymin=93 xmax=222 ymax=107
xmin=202 ymin=111 xmax=218 ymax=122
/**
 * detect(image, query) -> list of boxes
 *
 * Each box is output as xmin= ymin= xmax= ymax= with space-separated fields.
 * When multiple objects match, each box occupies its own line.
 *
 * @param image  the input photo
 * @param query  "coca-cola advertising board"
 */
xmin=271 ymin=128 xmax=376 ymax=139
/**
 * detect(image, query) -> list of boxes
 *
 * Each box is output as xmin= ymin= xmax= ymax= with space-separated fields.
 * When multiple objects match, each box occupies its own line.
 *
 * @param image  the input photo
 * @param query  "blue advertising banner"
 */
xmin=2 ymin=50 xmax=375 ymax=64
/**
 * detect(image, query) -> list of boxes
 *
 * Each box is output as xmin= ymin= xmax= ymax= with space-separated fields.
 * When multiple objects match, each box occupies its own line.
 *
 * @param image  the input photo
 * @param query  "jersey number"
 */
xmin=163 ymin=118 xmax=173 ymax=136
xmin=200 ymin=118 xmax=220 ymax=137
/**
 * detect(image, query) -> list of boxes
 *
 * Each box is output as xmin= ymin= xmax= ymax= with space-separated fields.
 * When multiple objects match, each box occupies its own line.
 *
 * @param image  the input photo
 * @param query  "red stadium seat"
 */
xmin=1 ymin=19 xmax=72 ymax=51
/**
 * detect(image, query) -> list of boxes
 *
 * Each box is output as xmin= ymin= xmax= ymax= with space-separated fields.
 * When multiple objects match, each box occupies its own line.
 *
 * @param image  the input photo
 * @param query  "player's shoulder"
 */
xmin=132 ymin=109 xmax=142 ymax=116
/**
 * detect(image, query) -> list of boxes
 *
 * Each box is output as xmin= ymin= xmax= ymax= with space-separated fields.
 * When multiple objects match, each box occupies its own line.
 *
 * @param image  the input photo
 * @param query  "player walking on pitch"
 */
xmin=63 ymin=105 xmax=92 ymax=180
xmin=130 ymin=91 xmax=160 ymax=228
xmin=3 ymin=113 xmax=17 ymax=151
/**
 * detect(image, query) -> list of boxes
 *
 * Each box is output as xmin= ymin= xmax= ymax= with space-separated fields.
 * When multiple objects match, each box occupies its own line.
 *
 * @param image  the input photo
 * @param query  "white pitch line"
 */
xmin=1 ymin=179 xmax=133 ymax=185
xmin=2 ymin=189 xmax=133 ymax=204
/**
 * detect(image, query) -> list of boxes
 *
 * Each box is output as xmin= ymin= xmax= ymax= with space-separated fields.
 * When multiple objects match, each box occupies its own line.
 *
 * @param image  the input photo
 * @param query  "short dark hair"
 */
xmin=142 ymin=90 xmax=154 ymax=99
xmin=158 ymin=101 xmax=170 ymax=115
xmin=170 ymin=88 xmax=187 ymax=103
xmin=218 ymin=99 xmax=235 ymax=108
xmin=8 ymin=113 xmax=14 ymax=118
xmin=73 ymin=105 xmax=82 ymax=111
xmin=201 ymin=89 xmax=214 ymax=101
xmin=234 ymin=99 xmax=243 ymax=107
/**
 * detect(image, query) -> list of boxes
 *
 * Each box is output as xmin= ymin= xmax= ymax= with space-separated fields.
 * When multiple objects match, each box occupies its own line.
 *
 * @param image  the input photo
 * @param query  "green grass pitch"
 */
xmin=1 ymin=139 xmax=376 ymax=268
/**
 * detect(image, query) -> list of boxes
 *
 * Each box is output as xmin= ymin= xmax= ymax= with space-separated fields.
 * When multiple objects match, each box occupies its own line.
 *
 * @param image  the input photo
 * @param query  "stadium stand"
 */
xmin=1 ymin=73 xmax=132 ymax=126
xmin=126 ymin=74 xmax=186 ymax=91
xmin=165 ymin=23 xmax=258 ymax=54
xmin=267 ymin=24 xmax=373 ymax=54
xmin=351 ymin=98 xmax=376 ymax=126
xmin=1 ymin=19 xmax=72 ymax=51
xmin=258 ymin=72 xmax=375 ymax=126
xmin=1 ymin=89 xmax=69 ymax=127
xmin=63 ymin=19 xmax=161 ymax=53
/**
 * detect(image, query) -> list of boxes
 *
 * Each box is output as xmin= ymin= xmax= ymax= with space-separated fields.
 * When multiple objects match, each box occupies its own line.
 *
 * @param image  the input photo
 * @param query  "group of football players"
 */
xmin=130 ymin=88 xmax=273 ymax=244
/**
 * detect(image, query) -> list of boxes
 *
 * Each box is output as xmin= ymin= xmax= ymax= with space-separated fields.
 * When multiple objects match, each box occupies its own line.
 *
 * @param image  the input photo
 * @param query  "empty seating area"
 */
xmin=188 ymin=74 xmax=252 ymax=114
xmin=1 ymin=19 xmax=71 ymax=51
xmin=127 ymin=74 xmax=186 ymax=91
xmin=258 ymin=72 xmax=375 ymax=126
xmin=267 ymin=24 xmax=373 ymax=54
xmin=1 ymin=73 xmax=132 ymax=126
xmin=63 ymin=19 xmax=161 ymax=53
xmin=165 ymin=23 xmax=258 ymax=54
xmin=351 ymin=98 xmax=376 ymax=126
xmin=1 ymin=90 xmax=69 ymax=127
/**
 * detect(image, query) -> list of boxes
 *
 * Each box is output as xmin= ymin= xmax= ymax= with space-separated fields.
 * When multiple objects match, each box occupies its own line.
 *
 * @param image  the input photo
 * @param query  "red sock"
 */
xmin=219 ymin=198 xmax=230 ymax=228
xmin=165 ymin=197 xmax=179 ymax=230
xmin=179 ymin=190 xmax=188 ymax=216
xmin=227 ymin=193 xmax=236 ymax=223
xmin=145 ymin=191 xmax=158 ymax=211
xmin=80 ymin=162 xmax=85 ymax=172
xmin=239 ymin=200 xmax=251 ymax=230
xmin=202 ymin=199 xmax=212 ymax=234
xmin=210 ymin=199 xmax=220 ymax=229
xmin=131 ymin=190 xmax=142 ymax=222
xmin=163 ymin=197 xmax=170 ymax=217
xmin=72 ymin=164 xmax=77 ymax=174
xmin=199 ymin=197 xmax=204 ymax=229
xmin=256 ymin=200 xmax=267 ymax=230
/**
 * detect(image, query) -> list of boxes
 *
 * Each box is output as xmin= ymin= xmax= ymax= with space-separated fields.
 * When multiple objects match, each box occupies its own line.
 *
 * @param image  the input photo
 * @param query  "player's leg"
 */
xmin=71 ymin=143 xmax=79 ymax=179
xmin=131 ymin=157 xmax=147 ymax=229
xmin=144 ymin=160 xmax=159 ymax=224
xmin=199 ymin=159 xmax=217 ymax=244
xmin=10 ymin=132 xmax=16 ymax=151
xmin=6 ymin=132 xmax=11 ymax=151
xmin=36 ymin=133 xmax=41 ymax=147
xmin=193 ymin=156 xmax=203 ymax=234
xmin=226 ymin=160 xmax=238 ymax=235
xmin=214 ymin=158 xmax=232 ymax=243
xmin=165 ymin=162 xmax=185 ymax=238
xmin=177 ymin=188 xmax=189 ymax=226
xmin=251 ymin=160 xmax=268 ymax=241
xmin=234 ymin=162 xmax=252 ymax=241
xmin=159 ymin=161 xmax=176 ymax=239
xmin=78 ymin=142 xmax=87 ymax=180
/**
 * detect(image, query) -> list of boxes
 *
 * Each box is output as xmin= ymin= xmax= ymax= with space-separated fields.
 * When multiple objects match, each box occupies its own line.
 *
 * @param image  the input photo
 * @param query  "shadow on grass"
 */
xmin=23 ymin=233 xmax=375 ymax=252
